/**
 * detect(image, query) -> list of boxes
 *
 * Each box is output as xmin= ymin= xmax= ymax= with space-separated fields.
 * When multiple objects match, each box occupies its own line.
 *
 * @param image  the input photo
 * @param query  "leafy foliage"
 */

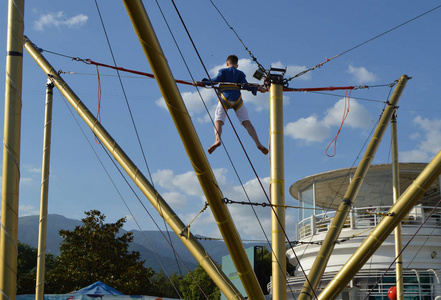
xmin=17 ymin=242 xmax=56 ymax=294
xmin=255 ymin=246 xmax=295 ymax=295
xmin=17 ymin=211 xmax=292 ymax=299
xmin=180 ymin=264 xmax=220 ymax=300
xmin=45 ymin=210 xmax=154 ymax=294
xmin=151 ymin=271 xmax=183 ymax=298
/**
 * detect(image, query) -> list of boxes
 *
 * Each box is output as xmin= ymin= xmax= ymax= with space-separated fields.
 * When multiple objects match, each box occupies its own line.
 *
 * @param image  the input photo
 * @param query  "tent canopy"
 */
xmin=70 ymin=281 xmax=124 ymax=297
xmin=17 ymin=281 xmax=180 ymax=300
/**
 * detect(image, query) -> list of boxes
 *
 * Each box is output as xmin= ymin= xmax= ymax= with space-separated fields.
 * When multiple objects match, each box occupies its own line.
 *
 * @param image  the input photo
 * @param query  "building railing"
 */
xmin=297 ymin=205 xmax=441 ymax=240
xmin=284 ymin=269 xmax=438 ymax=299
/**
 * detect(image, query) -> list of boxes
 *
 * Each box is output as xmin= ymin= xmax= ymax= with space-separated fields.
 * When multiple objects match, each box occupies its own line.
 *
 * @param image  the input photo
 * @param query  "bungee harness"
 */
xmin=218 ymin=84 xmax=243 ymax=111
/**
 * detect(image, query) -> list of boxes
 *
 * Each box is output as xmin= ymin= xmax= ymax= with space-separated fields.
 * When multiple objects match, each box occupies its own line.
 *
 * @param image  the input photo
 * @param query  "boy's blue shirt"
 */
xmin=202 ymin=67 xmax=257 ymax=102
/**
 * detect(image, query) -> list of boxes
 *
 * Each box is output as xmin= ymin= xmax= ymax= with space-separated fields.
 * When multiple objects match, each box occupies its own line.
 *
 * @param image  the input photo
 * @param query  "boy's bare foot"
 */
xmin=208 ymin=141 xmax=221 ymax=154
xmin=258 ymin=145 xmax=269 ymax=155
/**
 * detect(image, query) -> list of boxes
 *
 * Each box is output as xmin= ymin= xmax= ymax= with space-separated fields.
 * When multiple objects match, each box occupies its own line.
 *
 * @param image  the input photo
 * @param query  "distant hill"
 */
xmin=18 ymin=214 xmax=81 ymax=256
xmin=18 ymin=214 xmax=263 ymax=274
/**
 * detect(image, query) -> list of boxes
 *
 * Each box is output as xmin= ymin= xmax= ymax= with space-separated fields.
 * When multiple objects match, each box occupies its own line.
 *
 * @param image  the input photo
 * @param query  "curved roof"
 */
xmin=289 ymin=163 xmax=438 ymax=209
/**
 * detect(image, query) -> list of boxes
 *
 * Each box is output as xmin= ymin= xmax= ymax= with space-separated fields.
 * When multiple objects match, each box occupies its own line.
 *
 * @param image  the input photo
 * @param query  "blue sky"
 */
xmin=1 ymin=0 xmax=441 ymax=243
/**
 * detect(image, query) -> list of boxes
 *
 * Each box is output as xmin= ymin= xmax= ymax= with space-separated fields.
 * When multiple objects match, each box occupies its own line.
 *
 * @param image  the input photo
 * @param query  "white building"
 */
xmin=281 ymin=163 xmax=441 ymax=300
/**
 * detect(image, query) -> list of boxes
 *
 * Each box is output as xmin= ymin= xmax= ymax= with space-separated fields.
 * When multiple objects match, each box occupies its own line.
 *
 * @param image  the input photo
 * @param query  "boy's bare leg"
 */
xmin=208 ymin=121 xmax=223 ymax=154
xmin=242 ymin=120 xmax=269 ymax=155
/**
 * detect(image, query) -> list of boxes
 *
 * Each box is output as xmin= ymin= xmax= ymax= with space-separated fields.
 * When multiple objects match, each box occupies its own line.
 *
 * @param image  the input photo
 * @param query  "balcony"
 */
xmin=297 ymin=205 xmax=441 ymax=240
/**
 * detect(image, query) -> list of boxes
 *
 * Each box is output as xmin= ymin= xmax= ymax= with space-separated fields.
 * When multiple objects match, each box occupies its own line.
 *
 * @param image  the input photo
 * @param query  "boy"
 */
xmin=200 ymin=55 xmax=268 ymax=155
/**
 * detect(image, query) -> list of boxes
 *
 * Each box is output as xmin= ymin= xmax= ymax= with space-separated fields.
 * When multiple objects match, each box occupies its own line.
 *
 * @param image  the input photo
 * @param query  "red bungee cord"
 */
xmin=94 ymin=65 xmax=102 ymax=145
xmin=325 ymin=89 xmax=352 ymax=157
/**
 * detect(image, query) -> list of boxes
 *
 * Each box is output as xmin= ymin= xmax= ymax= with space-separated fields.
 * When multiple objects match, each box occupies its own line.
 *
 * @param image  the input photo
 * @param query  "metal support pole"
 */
xmin=121 ymin=1 xmax=264 ymax=299
xmin=391 ymin=111 xmax=404 ymax=300
xmin=298 ymin=75 xmax=409 ymax=300
xmin=270 ymin=77 xmax=286 ymax=300
xmin=1 ymin=1 xmax=24 ymax=299
xmin=318 ymin=148 xmax=441 ymax=300
xmin=24 ymin=37 xmax=244 ymax=300
xmin=35 ymin=80 xmax=54 ymax=300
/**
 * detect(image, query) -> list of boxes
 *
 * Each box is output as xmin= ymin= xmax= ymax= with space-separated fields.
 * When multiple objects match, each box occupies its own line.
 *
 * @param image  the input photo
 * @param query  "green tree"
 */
xmin=17 ymin=242 xmax=56 ymax=294
xmin=180 ymin=264 xmax=220 ymax=300
xmin=255 ymin=246 xmax=296 ymax=294
xmin=45 ymin=210 xmax=155 ymax=295
xmin=152 ymin=271 xmax=182 ymax=298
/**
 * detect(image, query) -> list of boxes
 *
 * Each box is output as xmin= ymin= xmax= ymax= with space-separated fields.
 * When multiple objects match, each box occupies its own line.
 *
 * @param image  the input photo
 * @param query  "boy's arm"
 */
xmin=194 ymin=70 xmax=224 ymax=86
xmin=237 ymin=72 xmax=259 ymax=95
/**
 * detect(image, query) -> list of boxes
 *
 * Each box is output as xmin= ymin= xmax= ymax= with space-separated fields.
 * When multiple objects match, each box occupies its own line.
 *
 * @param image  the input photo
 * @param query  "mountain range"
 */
xmin=18 ymin=214 xmax=263 ymax=274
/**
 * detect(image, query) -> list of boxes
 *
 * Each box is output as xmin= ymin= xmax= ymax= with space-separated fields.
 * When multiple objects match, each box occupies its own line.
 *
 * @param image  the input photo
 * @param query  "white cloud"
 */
xmin=28 ymin=167 xmax=41 ymax=174
xmin=285 ymin=98 xmax=373 ymax=143
xmin=162 ymin=192 xmax=188 ymax=209
xmin=20 ymin=177 xmax=34 ymax=186
xmin=271 ymin=61 xmax=312 ymax=81
xmin=155 ymin=88 xmax=217 ymax=122
xmin=413 ymin=116 xmax=441 ymax=154
xmin=152 ymin=169 xmax=202 ymax=197
xmin=150 ymin=168 xmax=297 ymax=240
xmin=152 ymin=168 xmax=229 ymax=198
xmin=347 ymin=65 xmax=377 ymax=84
xmin=124 ymin=214 xmax=135 ymax=223
xmin=224 ymin=177 xmax=297 ymax=240
xmin=180 ymin=175 xmax=292 ymax=240
xmin=19 ymin=205 xmax=40 ymax=216
xmin=400 ymin=116 xmax=441 ymax=162
xmin=409 ymin=132 xmax=421 ymax=140
xmin=65 ymin=14 xmax=88 ymax=28
xmin=285 ymin=115 xmax=331 ymax=143
xmin=34 ymin=12 xmax=88 ymax=31
xmin=213 ymin=168 xmax=228 ymax=185
xmin=400 ymin=150 xmax=430 ymax=163
xmin=152 ymin=169 xmax=176 ymax=190
xmin=323 ymin=98 xmax=373 ymax=128
xmin=172 ymin=171 xmax=203 ymax=196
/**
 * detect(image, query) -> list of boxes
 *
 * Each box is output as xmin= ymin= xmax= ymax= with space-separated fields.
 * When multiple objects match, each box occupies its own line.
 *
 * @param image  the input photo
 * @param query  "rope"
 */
xmin=95 ymin=65 xmax=102 ymax=124
xmin=287 ymin=4 xmax=441 ymax=81
xmin=89 ymin=59 xmax=196 ymax=86
xmin=325 ymin=89 xmax=351 ymax=157
xmin=308 ymin=90 xmax=386 ymax=104
xmin=223 ymin=197 xmax=309 ymax=210
xmin=208 ymin=0 xmax=267 ymax=75
xmin=75 ymin=45 xmax=399 ymax=298
xmin=32 ymin=11 xmax=414 ymax=298
xmin=48 ymin=53 xmax=397 ymax=97
xmin=180 ymin=202 xmax=209 ymax=238
xmin=287 ymin=55 xmax=339 ymax=82
xmin=93 ymin=0 xmax=153 ymax=182
xmin=167 ymin=7 xmax=305 ymax=294
xmin=94 ymin=0 xmax=187 ymax=281
xmin=57 ymin=89 xmax=184 ymax=298
xmin=94 ymin=65 xmax=102 ymax=145
xmin=169 ymin=2 xmax=304 ymax=298
xmin=286 ymin=85 xmax=363 ymax=92
xmin=151 ymin=0 xmax=274 ymax=290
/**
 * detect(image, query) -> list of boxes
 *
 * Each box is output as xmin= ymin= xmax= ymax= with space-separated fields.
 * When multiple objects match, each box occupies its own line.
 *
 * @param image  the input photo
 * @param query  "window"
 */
xmin=300 ymin=186 xmax=314 ymax=221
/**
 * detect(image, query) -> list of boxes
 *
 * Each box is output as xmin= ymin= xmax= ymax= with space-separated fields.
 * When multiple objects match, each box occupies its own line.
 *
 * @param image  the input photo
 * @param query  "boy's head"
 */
xmin=226 ymin=55 xmax=239 ymax=67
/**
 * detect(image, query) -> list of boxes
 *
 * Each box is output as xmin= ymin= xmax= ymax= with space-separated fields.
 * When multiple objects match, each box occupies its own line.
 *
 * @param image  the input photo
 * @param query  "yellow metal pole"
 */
xmin=270 ymin=77 xmax=286 ymax=300
xmin=318 ymin=149 xmax=441 ymax=300
xmin=1 ymin=1 xmax=24 ymax=299
xmin=298 ymin=75 xmax=409 ymax=300
xmin=121 ymin=1 xmax=265 ymax=299
xmin=35 ymin=80 xmax=54 ymax=300
xmin=24 ymin=37 xmax=244 ymax=300
xmin=391 ymin=112 xmax=404 ymax=300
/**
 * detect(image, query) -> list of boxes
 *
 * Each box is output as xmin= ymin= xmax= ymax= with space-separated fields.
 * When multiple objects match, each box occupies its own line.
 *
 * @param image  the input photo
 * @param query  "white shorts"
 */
xmin=214 ymin=102 xmax=250 ymax=124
